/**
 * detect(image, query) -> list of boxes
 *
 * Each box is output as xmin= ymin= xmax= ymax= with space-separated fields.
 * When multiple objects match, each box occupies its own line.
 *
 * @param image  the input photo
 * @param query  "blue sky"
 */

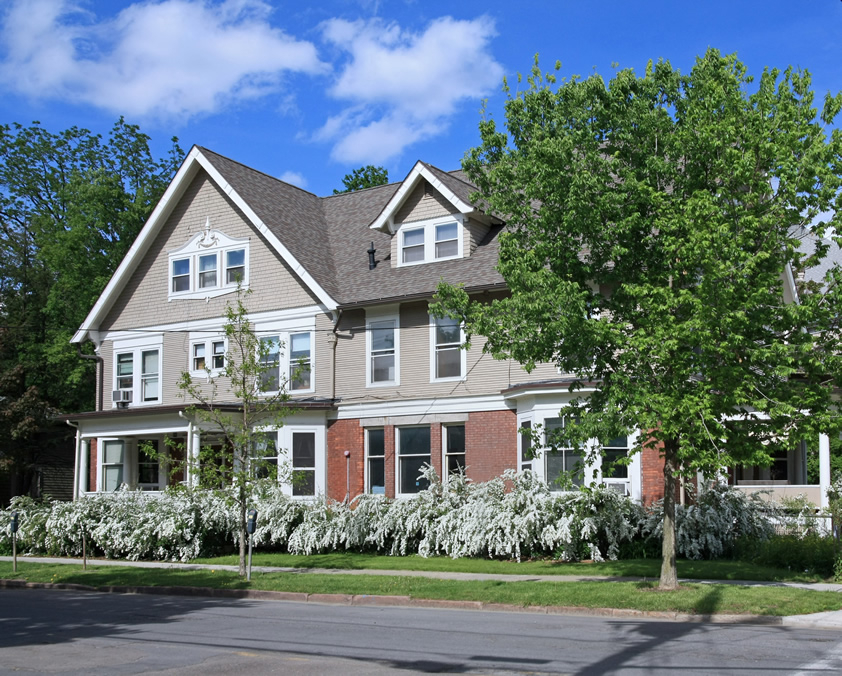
xmin=1 ymin=0 xmax=840 ymax=196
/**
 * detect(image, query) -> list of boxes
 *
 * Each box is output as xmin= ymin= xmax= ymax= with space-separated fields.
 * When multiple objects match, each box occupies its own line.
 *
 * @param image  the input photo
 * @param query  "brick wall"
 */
xmin=326 ymin=410 xmax=518 ymax=501
xmin=465 ymin=410 xmax=517 ymax=482
xmin=89 ymin=439 xmax=98 ymax=493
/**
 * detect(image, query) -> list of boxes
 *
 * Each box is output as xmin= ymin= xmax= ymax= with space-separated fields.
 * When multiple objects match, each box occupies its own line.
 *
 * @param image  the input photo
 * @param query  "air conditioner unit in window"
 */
xmin=112 ymin=389 xmax=133 ymax=404
xmin=606 ymin=482 xmax=629 ymax=496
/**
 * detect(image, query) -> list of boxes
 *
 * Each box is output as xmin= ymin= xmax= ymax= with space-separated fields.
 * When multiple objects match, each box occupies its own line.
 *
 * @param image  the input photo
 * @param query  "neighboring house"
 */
xmin=66 ymin=147 xmax=834 ymax=507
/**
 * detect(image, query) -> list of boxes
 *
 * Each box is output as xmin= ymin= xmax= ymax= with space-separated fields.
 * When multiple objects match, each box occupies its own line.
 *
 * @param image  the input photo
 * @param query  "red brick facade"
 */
xmin=325 ymin=410 xmax=518 ymax=502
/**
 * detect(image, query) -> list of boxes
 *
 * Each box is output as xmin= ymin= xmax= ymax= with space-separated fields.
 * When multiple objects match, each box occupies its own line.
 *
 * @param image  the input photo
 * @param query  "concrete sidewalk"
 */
xmin=3 ymin=555 xmax=842 ymax=629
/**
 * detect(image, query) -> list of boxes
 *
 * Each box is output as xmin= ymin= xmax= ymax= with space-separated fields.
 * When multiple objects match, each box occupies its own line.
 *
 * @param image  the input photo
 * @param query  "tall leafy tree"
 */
xmin=435 ymin=50 xmax=842 ymax=589
xmin=333 ymin=165 xmax=389 ymax=193
xmin=0 ymin=118 xmax=182 ymax=495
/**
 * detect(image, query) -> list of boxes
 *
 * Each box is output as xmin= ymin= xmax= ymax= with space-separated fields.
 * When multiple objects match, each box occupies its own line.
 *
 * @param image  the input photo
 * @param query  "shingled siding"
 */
xmin=464 ymin=218 xmax=489 ymax=256
xmin=99 ymin=171 xmax=320 ymax=332
xmin=332 ymin=300 xmax=560 ymax=403
xmin=395 ymin=181 xmax=456 ymax=223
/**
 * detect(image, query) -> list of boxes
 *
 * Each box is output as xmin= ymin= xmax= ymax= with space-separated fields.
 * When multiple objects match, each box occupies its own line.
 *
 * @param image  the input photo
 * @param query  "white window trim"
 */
xmin=136 ymin=438 xmax=166 ymax=491
xmin=288 ymin=331 xmax=315 ymax=394
xmin=517 ymin=415 xmax=534 ymax=475
xmin=365 ymin=427 xmax=387 ymax=496
xmin=112 ymin=335 xmax=163 ymax=408
xmin=189 ymin=334 xmax=227 ymax=377
xmin=99 ymin=438 xmax=126 ymax=492
xmin=442 ymin=424 xmax=466 ymax=482
xmin=366 ymin=309 xmax=400 ymax=388
xmin=429 ymin=314 xmax=467 ymax=383
xmin=167 ymin=225 xmax=250 ymax=301
xmin=394 ymin=426 xmax=431 ymax=498
xmin=396 ymin=215 xmax=464 ymax=267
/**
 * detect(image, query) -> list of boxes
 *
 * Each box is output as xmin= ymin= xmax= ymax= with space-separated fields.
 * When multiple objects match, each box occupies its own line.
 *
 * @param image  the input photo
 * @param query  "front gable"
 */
xmin=73 ymin=146 xmax=338 ymax=344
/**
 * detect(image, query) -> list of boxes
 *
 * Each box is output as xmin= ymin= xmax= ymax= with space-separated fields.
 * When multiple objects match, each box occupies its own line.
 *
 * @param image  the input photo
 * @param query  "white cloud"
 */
xmin=0 ymin=0 xmax=327 ymax=120
xmin=317 ymin=16 xmax=503 ymax=164
xmin=278 ymin=170 xmax=308 ymax=189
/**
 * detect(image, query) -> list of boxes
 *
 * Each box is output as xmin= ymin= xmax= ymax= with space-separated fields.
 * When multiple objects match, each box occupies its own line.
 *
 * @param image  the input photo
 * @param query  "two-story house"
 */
xmin=66 ymin=146 xmax=834 ymax=507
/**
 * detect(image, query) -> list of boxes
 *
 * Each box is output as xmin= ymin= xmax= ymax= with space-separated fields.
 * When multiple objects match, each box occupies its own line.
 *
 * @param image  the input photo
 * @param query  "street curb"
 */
xmin=0 ymin=578 xmax=792 ymax=626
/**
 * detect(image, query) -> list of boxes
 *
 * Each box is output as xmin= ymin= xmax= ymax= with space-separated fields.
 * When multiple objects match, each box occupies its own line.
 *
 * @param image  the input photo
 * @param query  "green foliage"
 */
xmin=175 ymin=285 xmax=295 ymax=575
xmin=332 ymin=165 xmax=389 ymax=193
xmin=735 ymin=534 xmax=838 ymax=578
xmin=0 ymin=119 xmax=182 ymax=491
xmin=435 ymin=48 xmax=842 ymax=587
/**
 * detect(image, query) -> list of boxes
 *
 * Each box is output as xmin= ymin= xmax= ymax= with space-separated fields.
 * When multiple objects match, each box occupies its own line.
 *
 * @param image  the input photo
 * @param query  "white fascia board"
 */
xmin=72 ymin=147 xmax=338 ymax=344
xmin=369 ymin=163 xmax=475 ymax=235
xmin=72 ymin=147 xmax=204 ymax=344
xmin=783 ymin=262 xmax=799 ymax=305
xmin=333 ymin=394 xmax=512 ymax=420
xmin=195 ymin=152 xmax=338 ymax=312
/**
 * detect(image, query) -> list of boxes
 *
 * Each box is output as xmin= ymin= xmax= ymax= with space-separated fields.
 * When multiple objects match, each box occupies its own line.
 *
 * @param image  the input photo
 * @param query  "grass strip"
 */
xmin=1 ymin=562 xmax=838 ymax=617
xmin=191 ymin=552 xmax=824 ymax=583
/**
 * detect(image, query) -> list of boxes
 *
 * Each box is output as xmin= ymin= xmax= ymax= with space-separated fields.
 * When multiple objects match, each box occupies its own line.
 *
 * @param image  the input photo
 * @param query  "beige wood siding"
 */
xmin=464 ymin=218 xmax=489 ymax=255
xmin=100 ymin=341 xmax=113 ymax=406
xmin=395 ymin=181 xmax=457 ymax=224
xmin=314 ymin=311 xmax=336 ymax=396
xmin=332 ymin=300 xmax=562 ymax=402
xmin=100 ymin=171 xmax=320 ymax=332
xmin=333 ymin=308 xmax=367 ymax=396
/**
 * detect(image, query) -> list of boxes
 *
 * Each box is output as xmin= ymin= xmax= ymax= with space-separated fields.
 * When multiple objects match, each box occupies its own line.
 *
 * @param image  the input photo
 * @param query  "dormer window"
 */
xmin=396 ymin=215 xmax=463 ymax=267
xmin=168 ymin=220 xmax=249 ymax=300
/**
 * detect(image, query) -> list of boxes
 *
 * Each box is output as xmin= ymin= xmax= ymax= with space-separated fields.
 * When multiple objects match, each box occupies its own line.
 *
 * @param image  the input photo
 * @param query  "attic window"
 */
xmin=397 ymin=215 xmax=463 ymax=267
xmin=168 ymin=221 xmax=249 ymax=301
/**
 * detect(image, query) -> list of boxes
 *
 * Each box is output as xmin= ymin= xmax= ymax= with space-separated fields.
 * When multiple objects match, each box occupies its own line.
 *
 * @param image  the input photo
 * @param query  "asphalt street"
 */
xmin=2 ymin=587 xmax=842 ymax=675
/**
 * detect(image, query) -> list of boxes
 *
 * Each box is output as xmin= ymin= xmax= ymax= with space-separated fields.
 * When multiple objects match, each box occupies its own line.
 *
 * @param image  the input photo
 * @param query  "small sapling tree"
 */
xmin=177 ymin=286 xmax=297 ymax=576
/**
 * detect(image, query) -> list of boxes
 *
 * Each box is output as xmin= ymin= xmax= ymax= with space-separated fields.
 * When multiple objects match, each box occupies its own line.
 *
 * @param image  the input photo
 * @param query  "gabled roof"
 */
xmin=73 ymin=148 xmax=507 ymax=343
xmin=72 ymin=146 xmax=341 ymax=343
xmin=368 ymin=161 xmax=481 ymax=234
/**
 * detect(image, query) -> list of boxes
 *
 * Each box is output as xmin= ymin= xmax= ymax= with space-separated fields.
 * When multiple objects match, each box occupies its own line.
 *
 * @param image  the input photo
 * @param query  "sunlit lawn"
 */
xmin=2 ymin=561 xmax=839 ymax=617
xmin=191 ymin=551 xmax=826 ymax=583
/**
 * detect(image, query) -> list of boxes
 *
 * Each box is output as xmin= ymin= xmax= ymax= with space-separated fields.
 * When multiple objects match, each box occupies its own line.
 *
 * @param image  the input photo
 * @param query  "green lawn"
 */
xmin=192 ymin=551 xmax=826 ymax=583
xmin=2 ymin=562 xmax=839 ymax=617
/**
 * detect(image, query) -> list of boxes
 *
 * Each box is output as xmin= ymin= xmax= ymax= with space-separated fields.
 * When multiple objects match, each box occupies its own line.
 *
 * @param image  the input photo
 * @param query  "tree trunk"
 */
xmin=659 ymin=438 xmax=679 ymax=590
xmin=238 ymin=500 xmax=247 ymax=577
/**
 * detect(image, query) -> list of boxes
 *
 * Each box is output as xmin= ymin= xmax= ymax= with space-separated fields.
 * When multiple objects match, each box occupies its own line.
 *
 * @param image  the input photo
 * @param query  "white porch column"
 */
xmin=819 ymin=433 xmax=831 ymax=509
xmin=79 ymin=439 xmax=90 ymax=497
xmin=190 ymin=427 xmax=201 ymax=487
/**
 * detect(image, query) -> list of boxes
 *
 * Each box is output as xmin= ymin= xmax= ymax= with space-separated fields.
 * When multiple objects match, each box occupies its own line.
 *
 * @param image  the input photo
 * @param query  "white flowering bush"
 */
xmin=286 ymin=467 xmax=644 ymax=561
xmin=643 ymin=483 xmax=775 ymax=560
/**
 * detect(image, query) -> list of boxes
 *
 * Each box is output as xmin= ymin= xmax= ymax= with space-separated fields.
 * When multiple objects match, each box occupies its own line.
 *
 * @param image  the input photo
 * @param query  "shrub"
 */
xmin=643 ymin=483 xmax=775 ymax=560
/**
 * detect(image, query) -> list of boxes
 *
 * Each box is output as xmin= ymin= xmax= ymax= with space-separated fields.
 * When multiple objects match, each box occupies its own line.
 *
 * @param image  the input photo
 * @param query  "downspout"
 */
xmin=76 ymin=342 xmax=104 ymax=412
xmin=330 ymin=309 xmax=343 ymax=401
xmin=66 ymin=420 xmax=80 ymax=501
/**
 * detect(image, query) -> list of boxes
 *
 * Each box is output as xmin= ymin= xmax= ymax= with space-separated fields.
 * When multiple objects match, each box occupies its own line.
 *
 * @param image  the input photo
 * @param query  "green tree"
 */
xmin=333 ymin=165 xmax=389 ymax=193
xmin=176 ymin=287 xmax=295 ymax=576
xmin=434 ymin=50 xmax=842 ymax=589
xmin=0 ymin=119 xmax=182 ymax=495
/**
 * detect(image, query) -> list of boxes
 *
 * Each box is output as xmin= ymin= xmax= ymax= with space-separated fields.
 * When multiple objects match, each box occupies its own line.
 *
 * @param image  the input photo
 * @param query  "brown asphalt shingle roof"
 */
xmin=199 ymin=147 xmax=506 ymax=307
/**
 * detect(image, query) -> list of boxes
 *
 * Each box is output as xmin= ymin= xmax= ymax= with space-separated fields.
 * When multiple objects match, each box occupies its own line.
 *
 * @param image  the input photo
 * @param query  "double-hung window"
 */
xmin=366 ymin=428 xmax=386 ymax=494
xmin=140 ymin=350 xmax=159 ymax=402
xmin=520 ymin=421 xmax=533 ymax=473
xmin=260 ymin=336 xmax=281 ymax=392
xmin=102 ymin=440 xmax=125 ymax=491
xmin=191 ymin=338 xmax=225 ymax=375
xmin=397 ymin=426 xmax=430 ymax=495
xmin=251 ymin=432 xmax=278 ymax=480
xmin=397 ymin=216 xmax=463 ymax=266
xmin=291 ymin=432 xmax=316 ymax=496
xmin=544 ymin=417 xmax=584 ymax=490
xmin=116 ymin=353 xmax=134 ymax=391
xmin=138 ymin=439 xmax=160 ymax=490
xmin=289 ymin=333 xmax=311 ymax=391
xmin=602 ymin=436 xmax=629 ymax=480
xmin=431 ymin=315 xmax=464 ymax=381
xmin=444 ymin=425 xmax=466 ymax=479
xmin=368 ymin=318 xmax=397 ymax=386
xmin=113 ymin=339 xmax=162 ymax=407
xmin=168 ymin=226 xmax=249 ymax=299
